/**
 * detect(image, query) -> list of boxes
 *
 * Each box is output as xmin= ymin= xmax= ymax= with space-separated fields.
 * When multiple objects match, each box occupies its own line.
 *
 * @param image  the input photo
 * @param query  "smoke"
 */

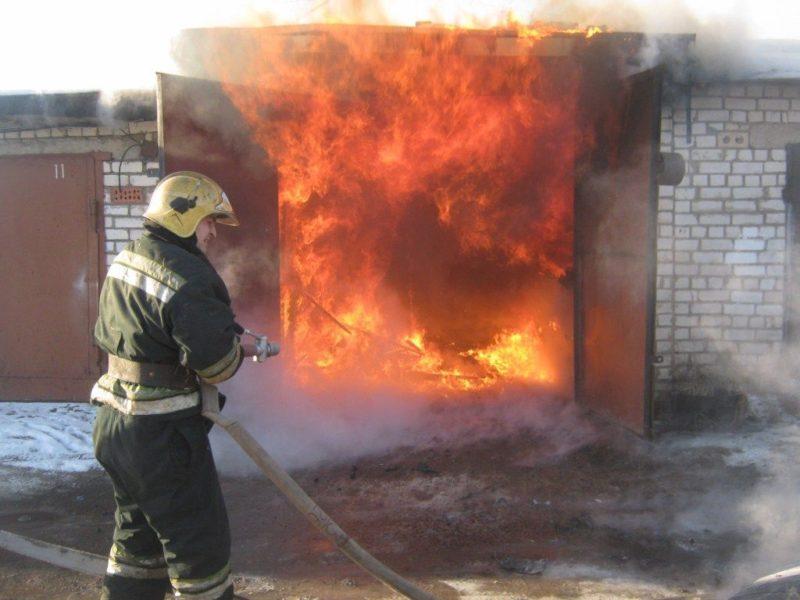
xmin=212 ymin=358 xmax=597 ymax=473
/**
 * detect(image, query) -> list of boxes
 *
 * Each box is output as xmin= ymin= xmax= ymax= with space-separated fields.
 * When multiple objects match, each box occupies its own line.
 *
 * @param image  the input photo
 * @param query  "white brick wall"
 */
xmin=656 ymin=81 xmax=798 ymax=402
xmin=103 ymin=158 xmax=160 ymax=265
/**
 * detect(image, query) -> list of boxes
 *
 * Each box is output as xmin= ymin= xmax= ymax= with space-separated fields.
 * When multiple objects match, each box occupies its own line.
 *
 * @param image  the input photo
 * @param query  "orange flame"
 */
xmin=205 ymin=23 xmax=593 ymax=397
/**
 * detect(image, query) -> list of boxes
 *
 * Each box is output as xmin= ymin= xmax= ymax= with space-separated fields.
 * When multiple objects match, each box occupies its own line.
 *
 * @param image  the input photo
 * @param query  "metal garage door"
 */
xmin=0 ymin=153 xmax=106 ymax=400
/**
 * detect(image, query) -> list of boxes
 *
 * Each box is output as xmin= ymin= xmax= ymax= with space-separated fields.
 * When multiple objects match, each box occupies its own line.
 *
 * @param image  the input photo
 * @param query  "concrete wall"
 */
xmin=656 ymin=81 xmax=800 ymax=412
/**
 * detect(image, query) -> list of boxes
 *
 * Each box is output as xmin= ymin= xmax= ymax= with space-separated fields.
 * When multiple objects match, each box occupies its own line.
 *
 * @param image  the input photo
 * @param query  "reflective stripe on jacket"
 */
xmin=91 ymin=225 xmax=243 ymax=416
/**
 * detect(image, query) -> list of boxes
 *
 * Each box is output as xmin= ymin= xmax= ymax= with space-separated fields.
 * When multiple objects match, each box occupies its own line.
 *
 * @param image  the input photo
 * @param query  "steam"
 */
xmin=213 ymin=359 xmax=597 ymax=473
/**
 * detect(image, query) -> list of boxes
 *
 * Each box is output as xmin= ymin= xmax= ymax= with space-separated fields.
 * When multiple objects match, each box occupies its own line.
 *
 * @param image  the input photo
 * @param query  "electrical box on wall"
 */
xmin=717 ymin=131 xmax=749 ymax=148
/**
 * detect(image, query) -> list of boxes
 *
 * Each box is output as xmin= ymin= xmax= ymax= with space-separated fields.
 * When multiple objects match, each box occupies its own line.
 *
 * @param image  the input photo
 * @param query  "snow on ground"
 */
xmin=0 ymin=403 xmax=97 ymax=472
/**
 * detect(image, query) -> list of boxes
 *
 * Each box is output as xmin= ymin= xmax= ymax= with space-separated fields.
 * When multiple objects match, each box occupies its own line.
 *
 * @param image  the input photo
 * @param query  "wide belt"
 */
xmin=107 ymin=355 xmax=196 ymax=389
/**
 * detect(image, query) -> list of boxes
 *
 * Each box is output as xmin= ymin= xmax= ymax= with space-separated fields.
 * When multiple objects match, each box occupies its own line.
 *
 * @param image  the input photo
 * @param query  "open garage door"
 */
xmin=158 ymin=73 xmax=280 ymax=334
xmin=574 ymin=67 xmax=662 ymax=437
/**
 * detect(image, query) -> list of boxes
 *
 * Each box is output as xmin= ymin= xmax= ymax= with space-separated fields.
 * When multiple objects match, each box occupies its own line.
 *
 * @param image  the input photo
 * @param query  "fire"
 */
xmin=203 ymin=22 xmax=594 ymax=397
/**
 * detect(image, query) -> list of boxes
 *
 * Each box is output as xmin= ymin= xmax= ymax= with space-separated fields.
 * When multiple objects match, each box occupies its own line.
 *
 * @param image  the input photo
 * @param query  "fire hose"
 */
xmin=200 ymin=381 xmax=440 ymax=600
xmin=203 ymin=330 xmax=440 ymax=600
xmin=0 ymin=331 xmax=440 ymax=600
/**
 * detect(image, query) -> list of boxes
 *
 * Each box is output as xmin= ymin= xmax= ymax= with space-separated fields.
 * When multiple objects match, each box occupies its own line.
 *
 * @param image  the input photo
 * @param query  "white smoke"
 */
xmin=2 ymin=1 xmax=798 ymax=93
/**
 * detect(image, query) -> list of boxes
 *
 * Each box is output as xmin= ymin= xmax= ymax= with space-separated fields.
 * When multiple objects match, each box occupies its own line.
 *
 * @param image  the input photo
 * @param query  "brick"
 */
xmin=725 ymin=329 xmax=755 ymax=341
xmin=748 ymin=111 xmax=765 ymax=122
xmin=693 ymin=251 xmax=723 ymax=263
xmin=130 ymin=175 xmax=159 ymax=187
xmin=675 ymin=214 xmax=699 ymax=226
xmin=732 ymin=214 xmax=763 ymax=225
xmin=725 ymin=98 xmax=757 ymax=110
xmin=692 ymin=302 xmax=722 ymax=315
xmin=117 ymin=161 xmax=143 ymax=174
xmin=724 ymin=303 xmax=755 ymax=316
xmin=731 ymin=291 xmax=763 ymax=303
xmin=700 ymin=264 xmax=732 ymax=276
xmin=114 ymin=217 xmax=141 ymax=229
xmin=739 ymin=342 xmax=772 ymax=354
xmin=731 ymin=111 xmax=747 ymax=123
xmin=675 ymin=264 xmax=700 ymax=276
xmin=696 ymin=136 xmax=718 ymax=148
xmin=731 ymin=316 xmax=749 ymax=327
xmin=709 ymin=226 xmax=725 ymax=237
xmin=755 ymin=330 xmax=783 ymax=342
xmin=760 ymin=278 xmax=777 ymax=291
xmin=697 ymin=109 xmax=730 ymax=122
xmin=764 ymin=161 xmax=785 ymax=174
xmin=66 ymin=127 xmax=83 ymax=137
xmin=732 ymin=162 xmax=763 ymax=174
xmin=676 ymin=341 xmax=705 ymax=353
xmin=692 ymin=353 xmax=719 ymax=365
xmin=742 ymin=278 xmax=760 ymax=291
xmin=755 ymin=304 xmax=782 ymax=317
xmin=734 ymin=238 xmax=765 ymax=251
xmin=699 ymin=214 xmax=731 ymax=225
xmin=758 ymin=98 xmax=790 ymax=111
xmin=765 ymin=111 xmax=783 ymax=123
xmin=764 ymin=291 xmax=783 ymax=303
xmin=733 ymin=265 xmax=766 ymax=277
xmin=700 ymin=189 xmax=729 ymax=200
xmin=692 ymin=175 xmax=709 ymax=186
xmin=693 ymin=97 xmax=723 ymax=109
xmin=699 ymin=162 xmax=732 ymax=174
xmin=767 ymin=265 xmax=784 ymax=276
xmin=691 ymin=149 xmax=723 ymax=161
xmin=691 ymin=226 xmax=707 ymax=238
xmin=743 ymin=175 xmax=761 ymax=187
xmin=104 ymin=174 xmax=129 ymax=186
xmin=675 ymin=290 xmax=696 ymax=302
xmin=696 ymin=200 xmax=724 ymax=210
xmin=702 ymin=239 xmax=734 ymax=251
xmin=733 ymin=187 xmax=764 ymax=200
xmin=698 ymin=290 xmax=728 ymax=301
xmin=129 ymin=204 xmax=147 ymax=217
xmin=700 ymin=315 xmax=729 ymax=327
xmin=710 ymin=174 xmax=726 ymax=186
xmin=725 ymin=252 xmax=757 ymax=264
xmin=691 ymin=277 xmax=708 ymax=290
xmin=762 ymin=174 xmax=778 ymax=186
xmin=105 ymin=229 xmax=128 ymax=240
xmin=103 ymin=205 xmax=128 ymax=216
xmin=34 ymin=128 xmax=52 ymax=139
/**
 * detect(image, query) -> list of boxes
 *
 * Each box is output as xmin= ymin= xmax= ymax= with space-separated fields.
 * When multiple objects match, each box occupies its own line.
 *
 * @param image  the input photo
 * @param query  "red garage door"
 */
xmin=0 ymin=153 xmax=106 ymax=400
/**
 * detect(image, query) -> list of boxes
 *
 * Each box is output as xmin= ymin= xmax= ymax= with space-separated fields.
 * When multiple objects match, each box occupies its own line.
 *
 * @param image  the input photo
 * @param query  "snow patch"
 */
xmin=0 ymin=403 xmax=97 ymax=472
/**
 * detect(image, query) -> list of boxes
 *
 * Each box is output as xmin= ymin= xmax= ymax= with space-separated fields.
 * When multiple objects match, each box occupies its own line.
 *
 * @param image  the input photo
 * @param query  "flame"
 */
xmin=203 ymin=22 xmax=595 ymax=397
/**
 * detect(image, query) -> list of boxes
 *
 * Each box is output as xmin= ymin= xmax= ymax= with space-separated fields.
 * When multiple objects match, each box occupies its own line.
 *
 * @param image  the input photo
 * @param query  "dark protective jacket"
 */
xmin=91 ymin=223 xmax=242 ymax=417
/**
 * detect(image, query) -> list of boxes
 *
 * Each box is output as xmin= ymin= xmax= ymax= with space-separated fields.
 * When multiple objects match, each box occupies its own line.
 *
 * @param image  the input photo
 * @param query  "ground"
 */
xmin=0 ymin=397 xmax=797 ymax=599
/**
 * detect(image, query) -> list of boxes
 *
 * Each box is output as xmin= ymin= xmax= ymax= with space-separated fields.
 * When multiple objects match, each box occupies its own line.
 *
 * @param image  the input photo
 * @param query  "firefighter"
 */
xmin=91 ymin=171 xmax=260 ymax=600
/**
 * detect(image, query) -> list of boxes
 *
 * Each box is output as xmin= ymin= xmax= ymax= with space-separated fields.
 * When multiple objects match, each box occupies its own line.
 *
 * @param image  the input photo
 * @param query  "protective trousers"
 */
xmin=93 ymin=405 xmax=233 ymax=600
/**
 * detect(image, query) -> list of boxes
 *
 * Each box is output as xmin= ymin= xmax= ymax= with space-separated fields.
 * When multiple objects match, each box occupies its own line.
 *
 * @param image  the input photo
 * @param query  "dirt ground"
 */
xmin=0 ymin=400 xmax=784 ymax=600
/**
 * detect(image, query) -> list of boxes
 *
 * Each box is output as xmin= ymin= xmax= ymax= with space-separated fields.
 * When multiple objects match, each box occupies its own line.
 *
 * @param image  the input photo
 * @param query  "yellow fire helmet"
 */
xmin=143 ymin=171 xmax=239 ymax=238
